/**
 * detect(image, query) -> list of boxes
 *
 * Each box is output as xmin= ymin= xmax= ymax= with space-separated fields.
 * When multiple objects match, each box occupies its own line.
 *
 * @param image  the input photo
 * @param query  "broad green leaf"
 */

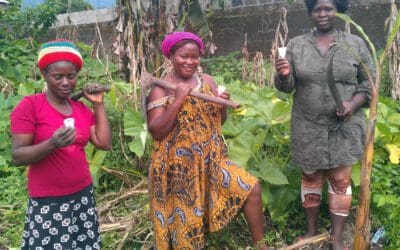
xmin=90 ymin=150 xmax=107 ymax=166
xmin=376 ymin=194 xmax=386 ymax=207
xmin=258 ymin=98 xmax=291 ymax=125
xmin=89 ymin=164 xmax=102 ymax=187
xmin=387 ymin=113 xmax=400 ymax=125
xmin=252 ymin=129 xmax=266 ymax=154
xmin=237 ymin=117 xmax=267 ymax=134
xmin=270 ymin=99 xmax=291 ymax=124
xmin=260 ymin=182 xmax=271 ymax=208
xmin=226 ymin=131 xmax=254 ymax=168
xmin=222 ymin=120 xmax=242 ymax=137
xmin=85 ymin=145 xmax=107 ymax=187
xmin=376 ymin=122 xmax=393 ymax=137
xmin=259 ymin=163 xmax=289 ymax=185
xmin=124 ymin=107 xmax=147 ymax=157
xmin=19 ymin=82 xmax=35 ymax=95
xmin=124 ymin=108 xmax=146 ymax=137
xmin=267 ymin=186 xmax=298 ymax=218
xmin=0 ymin=155 xmax=6 ymax=167
xmin=128 ymin=140 xmax=145 ymax=158
xmin=385 ymin=11 xmax=400 ymax=51
xmin=351 ymin=162 xmax=361 ymax=187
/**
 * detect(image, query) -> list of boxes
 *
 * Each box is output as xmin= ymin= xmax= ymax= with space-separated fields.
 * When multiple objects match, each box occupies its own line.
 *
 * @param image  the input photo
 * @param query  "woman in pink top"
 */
xmin=10 ymin=39 xmax=112 ymax=249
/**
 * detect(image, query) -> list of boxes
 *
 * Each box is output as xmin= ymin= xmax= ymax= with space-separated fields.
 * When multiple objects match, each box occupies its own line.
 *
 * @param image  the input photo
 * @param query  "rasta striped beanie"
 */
xmin=38 ymin=39 xmax=83 ymax=71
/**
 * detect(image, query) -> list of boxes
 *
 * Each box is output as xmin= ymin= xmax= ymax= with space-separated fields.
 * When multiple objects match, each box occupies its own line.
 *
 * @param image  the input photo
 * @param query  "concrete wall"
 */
xmin=47 ymin=0 xmax=397 ymax=57
xmin=43 ymin=8 xmax=119 ymax=57
xmin=208 ymin=0 xmax=395 ymax=55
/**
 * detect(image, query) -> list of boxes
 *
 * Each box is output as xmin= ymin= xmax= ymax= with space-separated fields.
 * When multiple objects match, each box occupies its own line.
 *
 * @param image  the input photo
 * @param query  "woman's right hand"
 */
xmin=174 ymin=82 xmax=193 ymax=104
xmin=275 ymin=58 xmax=290 ymax=79
xmin=50 ymin=127 xmax=76 ymax=148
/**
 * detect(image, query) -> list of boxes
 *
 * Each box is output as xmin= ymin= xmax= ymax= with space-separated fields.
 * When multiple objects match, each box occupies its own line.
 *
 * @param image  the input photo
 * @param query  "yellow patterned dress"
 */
xmin=148 ymin=77 xmax=257 ymax=249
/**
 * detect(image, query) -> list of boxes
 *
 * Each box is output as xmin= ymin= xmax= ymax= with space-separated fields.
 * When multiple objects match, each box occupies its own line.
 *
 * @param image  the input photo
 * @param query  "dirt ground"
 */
xmin=292 ymin=209 xmax=383 ymax=250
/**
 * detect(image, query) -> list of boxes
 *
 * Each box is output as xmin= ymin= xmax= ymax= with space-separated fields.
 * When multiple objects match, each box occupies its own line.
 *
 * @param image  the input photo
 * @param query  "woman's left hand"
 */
xmin=336 ymin=101 xmax=355 ymax=120
xmin=83 ymin=83 xmax=104 ymax=103
xmin=336 ymin=94 xmax=366 ymax=120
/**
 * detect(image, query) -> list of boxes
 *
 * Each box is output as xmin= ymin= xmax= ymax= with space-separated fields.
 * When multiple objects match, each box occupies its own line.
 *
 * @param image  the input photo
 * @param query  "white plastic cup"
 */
xmin=63 ymin=118 xmax=75 ymax=128
xmin=278 ymin=47 xmax=287 ymax=58
xmin=217 ymin=85 xmax=226 ymax=96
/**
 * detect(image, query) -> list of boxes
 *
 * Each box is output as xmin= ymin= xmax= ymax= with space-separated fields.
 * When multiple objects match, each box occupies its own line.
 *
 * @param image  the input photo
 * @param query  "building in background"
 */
xmin=22 ymin=0 xmax=115 ymax=9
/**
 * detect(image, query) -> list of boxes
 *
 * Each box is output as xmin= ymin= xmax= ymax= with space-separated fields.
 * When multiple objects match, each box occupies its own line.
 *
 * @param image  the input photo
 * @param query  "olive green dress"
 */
xmin=275 ymin=29 xmax=375 ymax=170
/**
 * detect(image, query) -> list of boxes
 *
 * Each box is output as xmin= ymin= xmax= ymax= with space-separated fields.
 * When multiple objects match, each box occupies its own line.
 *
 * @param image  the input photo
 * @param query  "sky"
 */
xmin=22 ymin=0 xmax=115 ymax=9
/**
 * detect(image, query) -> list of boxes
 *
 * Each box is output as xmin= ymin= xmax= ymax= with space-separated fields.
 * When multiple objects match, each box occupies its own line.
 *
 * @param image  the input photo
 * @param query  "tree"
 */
xmin=1 ymin=0 xmax=93 ymax=39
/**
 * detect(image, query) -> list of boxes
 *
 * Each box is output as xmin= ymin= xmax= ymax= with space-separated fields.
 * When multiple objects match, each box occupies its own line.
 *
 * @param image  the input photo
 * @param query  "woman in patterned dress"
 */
xmin=10 ymin=39 xmax=112 ymax=249
xmin=146 ymin=32 xmax=269 ymax=249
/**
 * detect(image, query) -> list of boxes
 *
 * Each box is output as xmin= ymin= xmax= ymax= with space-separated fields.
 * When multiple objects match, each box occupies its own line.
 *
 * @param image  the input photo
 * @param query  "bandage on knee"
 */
xmin=328 ymin=181 xmax=352 ymax=216
xmin=301 ymin=171 xmax=324 ymax=208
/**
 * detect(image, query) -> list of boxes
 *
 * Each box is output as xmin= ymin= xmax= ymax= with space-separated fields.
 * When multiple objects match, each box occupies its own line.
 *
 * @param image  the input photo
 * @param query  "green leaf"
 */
xmin=124 ymin=108 xmax=145 ymax=137
xmin=351 ymin=162 xmax=361 ymax=187
xmin=387 ymin=113 xmax=400 ymax=125
xmin=226 ymin=131 xmax=254 ymax=168
xmin=252 ymin=130 xmax=266 ymax=153
xmin=377 ymin=195 xmax=386 ymax=207
xmin=258 ymin=159 xmax=289 ymax=185
xmin=0 ymin=155 xmax=7 ymax=167
xmin=85 ymin=144 xmax=107 ymax=187
xmin=128 ymin=140 xmax=145 ymax=158
xmin=222 ymin=120 xmax=242 ymax=137
xmin=267 ymin=186 xmax=298 ymax=218
xmin=385 ymin=11 xmax=400 ymax=51
xmin=123 ymin=107 xmax=148 ymax=157
xmin=237 ymin=117 xmax=268 ymax=134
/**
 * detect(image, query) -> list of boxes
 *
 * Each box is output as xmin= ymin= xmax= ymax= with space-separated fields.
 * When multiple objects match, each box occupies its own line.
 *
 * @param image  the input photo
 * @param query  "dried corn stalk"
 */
xmin=250 ymin=52 xmax=266 ymax=86
xmin=114 ymin=0 xmax=215 ymax=109
xmin=269 ymin=7 xmax=288 ymax=87
xmin=242 ymin=33 xmax=249 ymax=82
xmin=386 ymin=1 xmax=400 ymax=99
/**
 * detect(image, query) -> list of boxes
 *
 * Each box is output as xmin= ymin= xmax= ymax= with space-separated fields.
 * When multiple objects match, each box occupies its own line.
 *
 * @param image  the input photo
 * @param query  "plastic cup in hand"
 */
xmin=63 ymin=118 xmax=75 ymax=128
xmin=278 ymin=47 xmax=287 ymax=58
xmin=217 ymin=85 xmax=226 ymax=96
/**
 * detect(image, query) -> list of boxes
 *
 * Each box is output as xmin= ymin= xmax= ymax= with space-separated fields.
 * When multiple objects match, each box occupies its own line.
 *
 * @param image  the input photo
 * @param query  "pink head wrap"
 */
xmin=161 ymin=32 xmax=205 ymax=58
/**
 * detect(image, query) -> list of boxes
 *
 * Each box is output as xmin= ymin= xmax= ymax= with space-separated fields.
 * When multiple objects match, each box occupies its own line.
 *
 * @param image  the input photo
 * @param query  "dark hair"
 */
xmin=304 ymin=0 xmax=349 ymax=14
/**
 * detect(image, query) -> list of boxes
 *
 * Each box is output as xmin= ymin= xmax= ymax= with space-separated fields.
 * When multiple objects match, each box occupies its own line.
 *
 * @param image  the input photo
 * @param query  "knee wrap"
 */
xmin=328 ymin=180 xmax=352 ymax=216
xmin=301 ymin=171 xmax=324 ymax=208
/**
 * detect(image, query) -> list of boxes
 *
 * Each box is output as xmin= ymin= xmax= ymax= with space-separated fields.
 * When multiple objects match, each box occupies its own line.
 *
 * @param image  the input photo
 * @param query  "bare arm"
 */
xmin=12 ymin=127 xmax=75 ymax=166
xmin=84 ymin=84 xmax=112 ymax=150
xmin=275 ymin=40 xmax=296 ymax=93
xmin=202 ymin=74 xmax=228 ymax=124
xmin=274 ymin=57 xmax=296 ymax=93
xmin=89 ymin=102 xmax=112 ymax=150
xmin=147 ymin=83 xmax=192 ymax=140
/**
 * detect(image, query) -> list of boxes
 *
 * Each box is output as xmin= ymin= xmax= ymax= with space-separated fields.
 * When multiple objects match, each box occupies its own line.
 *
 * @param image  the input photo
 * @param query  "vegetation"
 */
xmin=0 ymin=1 xmax=400 ymax=249
xmin=1 ymin=0 xmax=92 ymax=39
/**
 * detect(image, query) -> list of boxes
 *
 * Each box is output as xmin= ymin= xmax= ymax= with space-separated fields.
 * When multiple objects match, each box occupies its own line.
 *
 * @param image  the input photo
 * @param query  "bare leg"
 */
xmin=242 ymin=182 xmax=268 ymax=249
xmin=300 ymin=170 xmax=324 ymax=239
xmin=330 ymin=214 xmax=346 ymax=249
xmin=303 ymin=206 xmax=320 ymax=238
xmin=327 ymin=166 xmax=352 ymax=250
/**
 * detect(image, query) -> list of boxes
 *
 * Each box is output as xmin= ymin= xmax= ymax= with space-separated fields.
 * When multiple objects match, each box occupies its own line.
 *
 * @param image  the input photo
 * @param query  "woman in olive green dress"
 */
xmin=275 ymin=0 xmax=375 ymax=249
